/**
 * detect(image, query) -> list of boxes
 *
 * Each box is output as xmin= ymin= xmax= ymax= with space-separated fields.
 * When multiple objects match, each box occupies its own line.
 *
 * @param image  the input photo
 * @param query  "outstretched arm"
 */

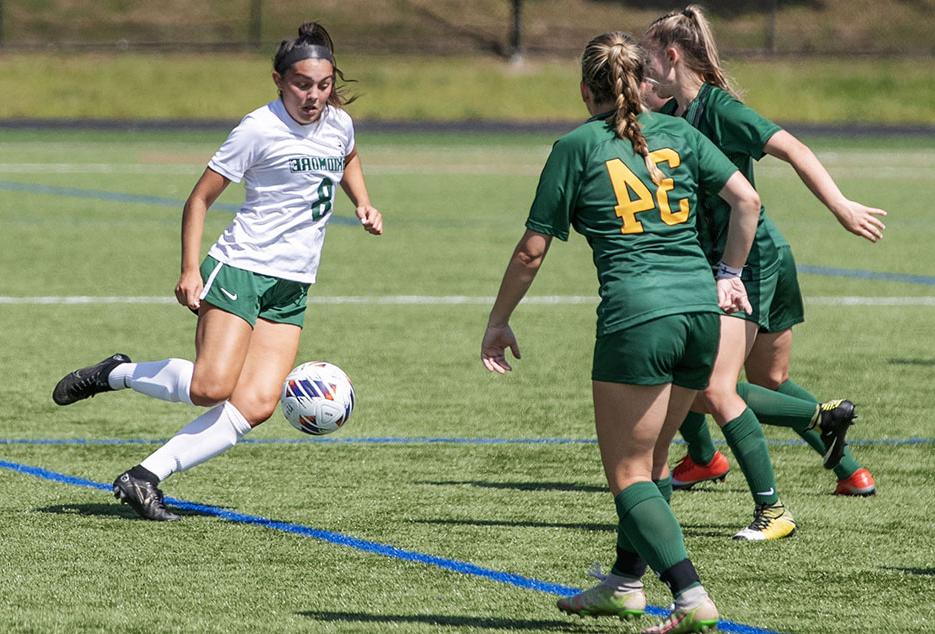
xmin=482 ymin=230 xmax=552 ymax=374
xmin=341 ymin=149 xmax=383 ymax=235
xmin=764 ymin=130 xmax=887 ymax=242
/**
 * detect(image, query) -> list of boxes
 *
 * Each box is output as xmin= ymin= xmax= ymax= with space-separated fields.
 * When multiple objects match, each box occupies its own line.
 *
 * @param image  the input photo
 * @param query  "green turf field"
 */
xmin=0 ymin=129 xmax=933 ymax=633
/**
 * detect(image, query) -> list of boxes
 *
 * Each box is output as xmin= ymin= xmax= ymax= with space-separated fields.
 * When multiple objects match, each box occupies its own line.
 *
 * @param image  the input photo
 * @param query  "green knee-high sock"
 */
xmin=776 ymin=379 xmax=862 ymax=479
xmin=736 ymin=382 xmax=818 ymax=433
xmin=655 ymin=475 xmax=673 ymax=503
xmin=615 ymin=481 xmax=688 ymax=574
xmin=611 ymin=477 xmax=672 ymax=577
xmin=721 ymin=409 xmax=780 ymax=506
xmin=679 ymin=411 xmax=717 ymax=465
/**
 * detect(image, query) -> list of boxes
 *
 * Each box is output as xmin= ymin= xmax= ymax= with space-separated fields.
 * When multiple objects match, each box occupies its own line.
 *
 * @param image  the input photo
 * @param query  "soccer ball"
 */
xmin=280 ymin=361 xmax=356 ymax=435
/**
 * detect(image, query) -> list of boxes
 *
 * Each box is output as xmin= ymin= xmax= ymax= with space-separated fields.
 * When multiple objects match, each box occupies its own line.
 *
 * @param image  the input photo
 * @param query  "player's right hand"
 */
xmin=837 ymin=200 xmax=887 ymax=243
xmin=175 ymin=270 xmax=203 ymax=312
xmin=481 ymin=324 xmax=521 ymax=374
xmin=716 ymin=277 xmax=752 ymax=314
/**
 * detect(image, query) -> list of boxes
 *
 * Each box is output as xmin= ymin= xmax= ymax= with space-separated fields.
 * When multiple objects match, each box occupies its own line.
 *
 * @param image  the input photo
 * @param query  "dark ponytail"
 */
xmin=273 ymin=22 xmax=356 ymax=107
xmin=296 ymin=22 xmax=335 ymax=52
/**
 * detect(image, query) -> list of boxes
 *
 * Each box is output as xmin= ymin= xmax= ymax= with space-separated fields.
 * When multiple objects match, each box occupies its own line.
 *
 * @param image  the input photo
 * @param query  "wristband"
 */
xmin=715 ymin=261 xmax=743 ymax=279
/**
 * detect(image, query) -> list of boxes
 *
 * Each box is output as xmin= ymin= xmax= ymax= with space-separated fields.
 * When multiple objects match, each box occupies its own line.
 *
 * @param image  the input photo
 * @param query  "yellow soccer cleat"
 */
xmin=732 ymin=502 xmax=796 ymax=541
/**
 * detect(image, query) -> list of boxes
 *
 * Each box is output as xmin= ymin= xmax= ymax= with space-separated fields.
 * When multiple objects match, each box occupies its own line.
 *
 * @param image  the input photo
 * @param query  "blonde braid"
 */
xmin=605 ymin=39 xmax=664 ymax=185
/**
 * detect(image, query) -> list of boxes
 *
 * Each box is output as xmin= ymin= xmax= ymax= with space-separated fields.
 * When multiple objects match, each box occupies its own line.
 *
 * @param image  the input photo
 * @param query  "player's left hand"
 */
xmin=356 ymin=205 xmax=383 ymax=235
xmin=481 ymin=324 xmax=521 ymax=374
xmin=716 ymin=277 xmax=752 ymax=314
xmin=837 ymin=200 xmax=887 ymax=243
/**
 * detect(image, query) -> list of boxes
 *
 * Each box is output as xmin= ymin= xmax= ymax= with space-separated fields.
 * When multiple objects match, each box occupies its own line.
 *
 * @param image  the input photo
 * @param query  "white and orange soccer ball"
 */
xmin=280 ymin=361 xmax=356 ymax=435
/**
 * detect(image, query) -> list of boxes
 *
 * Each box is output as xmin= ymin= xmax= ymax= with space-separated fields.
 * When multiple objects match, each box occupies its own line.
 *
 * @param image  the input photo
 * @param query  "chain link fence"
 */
xmin=0 ymin=0 xmax=932 ymax=56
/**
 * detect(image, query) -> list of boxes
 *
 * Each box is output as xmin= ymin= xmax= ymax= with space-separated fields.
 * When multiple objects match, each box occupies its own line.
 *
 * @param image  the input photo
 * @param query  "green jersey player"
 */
xmin=482 ymin=31 xmax=761 ymax=634
xmin=643 ymin=5 xmax=888 ymax=542
xmin=52 ymin=22 xmax=383 ymax=521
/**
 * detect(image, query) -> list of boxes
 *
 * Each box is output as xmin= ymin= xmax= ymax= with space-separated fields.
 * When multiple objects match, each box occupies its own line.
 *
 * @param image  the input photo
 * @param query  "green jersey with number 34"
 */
xmin=526 ymin=111 xmax=738 ymax=337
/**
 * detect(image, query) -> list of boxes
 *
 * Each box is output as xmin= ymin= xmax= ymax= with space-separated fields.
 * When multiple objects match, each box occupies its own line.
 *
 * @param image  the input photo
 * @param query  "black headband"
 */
xmin=277 ymin=44 xmax=335 ymax=74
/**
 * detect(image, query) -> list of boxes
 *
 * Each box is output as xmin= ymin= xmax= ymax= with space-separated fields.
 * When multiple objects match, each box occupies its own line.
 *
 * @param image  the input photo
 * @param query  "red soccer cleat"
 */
xmin=671 ymin=451 xmax=730 ymax=490
xmin=834 ymin=467 xmax=877 ymax=496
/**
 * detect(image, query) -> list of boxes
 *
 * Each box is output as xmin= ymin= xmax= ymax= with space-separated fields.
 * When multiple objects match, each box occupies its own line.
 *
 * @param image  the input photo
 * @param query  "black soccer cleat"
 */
xmin=817 ymin=399 xmax=857 ymax=470
xmin=52 ymin=353 xmax=131 ymax=406
xmin=113 ymin=471 xmax=181 ymax=522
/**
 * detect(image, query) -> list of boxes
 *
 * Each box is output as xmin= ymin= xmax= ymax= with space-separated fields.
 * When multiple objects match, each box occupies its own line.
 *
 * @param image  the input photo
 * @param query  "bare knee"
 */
xmin=701 ymin=382 xmax=746 ymax=425
xmin=231 ymin=392 xmax=279 ymax=425
xmin=189 ymin=377 xmax=234 ymax=407
xmin=746 ymin=330 xmax=792 ymax=389
xmin=700 ymin=384 xmax=729 ymax=414
xmin=746 ymin=367 xmax=787 ymax=390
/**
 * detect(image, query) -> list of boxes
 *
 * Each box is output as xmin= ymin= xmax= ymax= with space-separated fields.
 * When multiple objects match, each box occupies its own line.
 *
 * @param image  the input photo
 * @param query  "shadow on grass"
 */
xmin=889 ymin=358 xmax=935 ymax=366
xmin=882 ymin=566 xmax=935 ymax=577
xmin=298 ymin=611 xmax=588 ymax=631
xmin=35 ymin=502 xmax=213 ymax=520
xmin=680 ymin=523 xmax=745 ymax=539
xmin=420 ymin=480 xmax=606 ymax=493
xmin=413 ymin=517 xmax=613 ymax=532
xmin=672 ymin=484 xmax=747 ymax=496
xmin=678 ymin=487 xmax=844 ymax=499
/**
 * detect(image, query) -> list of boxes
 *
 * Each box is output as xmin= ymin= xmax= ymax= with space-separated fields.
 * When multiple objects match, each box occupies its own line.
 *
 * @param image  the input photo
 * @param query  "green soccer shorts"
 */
xmin=592 ymin=312 xmax=721 ymax=389
xmin=199 ymin=256 xmax=310 ymax=328
xmin=725 ymin=245 xmax=804 ymax=332
xmin=760 ymin=245 xmax=805 ymax=333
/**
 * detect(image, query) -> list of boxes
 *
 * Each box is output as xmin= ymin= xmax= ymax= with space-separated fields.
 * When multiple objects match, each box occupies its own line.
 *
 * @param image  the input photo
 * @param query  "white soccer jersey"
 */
xmin=206 ymin=98 xmax=355 ymax=283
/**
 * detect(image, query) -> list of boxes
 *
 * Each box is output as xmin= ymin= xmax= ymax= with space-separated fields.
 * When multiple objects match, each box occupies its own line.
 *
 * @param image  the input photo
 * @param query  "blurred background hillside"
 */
xmin=4 ymin=0 xmax=934 ymax=55
xmin=1 ymin=0 xmax=933 ymax=123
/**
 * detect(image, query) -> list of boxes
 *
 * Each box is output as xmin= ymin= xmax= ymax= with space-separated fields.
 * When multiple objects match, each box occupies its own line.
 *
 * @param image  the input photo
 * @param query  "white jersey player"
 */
xmin=52 ymin=22 xmax=383 ymax=521
xmin=206 ymin=96 xmax=356 ymax=283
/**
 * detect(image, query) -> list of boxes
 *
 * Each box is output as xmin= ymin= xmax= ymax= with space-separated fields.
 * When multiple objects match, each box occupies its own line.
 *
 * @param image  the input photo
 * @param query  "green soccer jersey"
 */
xmin=660 ymin=84 xmax=789 ymax=277
xmin=526 ymin=111 xmax=738 ymax=337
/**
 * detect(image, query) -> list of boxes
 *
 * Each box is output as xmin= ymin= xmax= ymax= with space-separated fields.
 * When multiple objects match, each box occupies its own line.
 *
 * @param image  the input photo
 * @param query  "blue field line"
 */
xmin=797 ymin=264 xmax=935 ymax=287
xmin=0 ymin=436 xmax=931 ymax=447
xmin=0 ymin=458 xmax=780 ymax=634
xmin=0 ymin=180 xmax=359 ymax=226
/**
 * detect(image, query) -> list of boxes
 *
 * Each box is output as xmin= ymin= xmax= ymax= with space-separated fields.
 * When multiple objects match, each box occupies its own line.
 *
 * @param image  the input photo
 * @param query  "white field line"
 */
xmin=807 ymin=296 xmax=935 ymax=305
xmin=0 ymin=163 xmax=202 ymax=174
xmin=0 ymin=163 xmax=552 ymax=176
xmin=0 ymin=295 xmax=933 ymax=306
xmin=1 ymin=158 xmax=932 ymax=178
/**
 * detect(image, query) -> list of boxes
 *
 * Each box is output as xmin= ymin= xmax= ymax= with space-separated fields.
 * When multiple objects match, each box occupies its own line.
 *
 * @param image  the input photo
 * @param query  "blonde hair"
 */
xmin=581 ymin=32 xmax=664 ymax=185
xmin=644 ymin=5 xmax=739 ymax=98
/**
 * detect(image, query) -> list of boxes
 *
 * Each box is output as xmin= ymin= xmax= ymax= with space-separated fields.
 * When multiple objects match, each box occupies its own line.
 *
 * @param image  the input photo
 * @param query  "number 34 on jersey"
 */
xmin=605 ymin=148 xmax=690 ymax=234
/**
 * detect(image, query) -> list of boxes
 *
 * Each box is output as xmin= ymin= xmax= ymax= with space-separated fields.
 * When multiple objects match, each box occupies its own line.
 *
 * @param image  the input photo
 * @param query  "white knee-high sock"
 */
xmin=140 ymin=402 xmax=252 ymax=481
xmin=108 ymin=358 xmax=194 ymax=405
